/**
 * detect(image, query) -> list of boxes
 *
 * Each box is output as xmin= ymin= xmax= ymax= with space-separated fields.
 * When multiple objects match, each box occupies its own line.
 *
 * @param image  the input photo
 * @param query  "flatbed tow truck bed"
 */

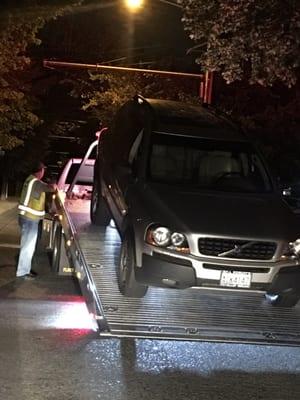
xmin=54 ymin=197 xmax=300 ymax=346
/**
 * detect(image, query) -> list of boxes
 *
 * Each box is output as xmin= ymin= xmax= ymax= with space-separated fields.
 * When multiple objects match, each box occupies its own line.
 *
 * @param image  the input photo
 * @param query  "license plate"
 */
xmin=220 ymin=270 xmax=251 ymax=288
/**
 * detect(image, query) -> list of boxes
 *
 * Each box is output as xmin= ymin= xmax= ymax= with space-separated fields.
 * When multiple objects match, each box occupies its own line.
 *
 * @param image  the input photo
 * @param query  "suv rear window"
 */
xmin=148 ymin=133 xmax=272 ymax=193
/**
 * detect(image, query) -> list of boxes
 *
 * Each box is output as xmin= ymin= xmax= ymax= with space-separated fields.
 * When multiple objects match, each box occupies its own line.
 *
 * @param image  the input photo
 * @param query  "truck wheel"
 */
xmin=52 ymin=226 xmax=62 ymax=273
xmin=90 ymin=179 xmax=110 ymax=226
xmin=118 ymin=234 xmax=148 ymax=298
xmin=265 ymin=292 xmax=300 ymax=308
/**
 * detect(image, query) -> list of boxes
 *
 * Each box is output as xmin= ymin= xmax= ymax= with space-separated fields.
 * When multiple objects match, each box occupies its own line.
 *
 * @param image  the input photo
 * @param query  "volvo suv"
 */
xmin=91 ymin=96 xmax=300 ymax=307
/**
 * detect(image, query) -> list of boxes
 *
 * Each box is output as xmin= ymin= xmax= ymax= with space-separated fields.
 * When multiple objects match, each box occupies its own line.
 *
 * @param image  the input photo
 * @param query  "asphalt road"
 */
xmin=0 ymin=201 xmax=300 ymax=400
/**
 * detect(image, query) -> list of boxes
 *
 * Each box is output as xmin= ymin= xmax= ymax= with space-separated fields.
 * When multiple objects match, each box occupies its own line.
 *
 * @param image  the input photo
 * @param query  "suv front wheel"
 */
xmin=118 ymin=233 xmax=148 ymax=298
xmin=265 ymin=292 xmax=300 ymax=308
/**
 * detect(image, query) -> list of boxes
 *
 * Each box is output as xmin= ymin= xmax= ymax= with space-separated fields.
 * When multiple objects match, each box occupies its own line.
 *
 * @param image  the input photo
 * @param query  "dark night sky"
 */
xmin=27 ymin=1 xmax=198 ymax=166
xmin=36 ymin=0 xmax=196 ymax=72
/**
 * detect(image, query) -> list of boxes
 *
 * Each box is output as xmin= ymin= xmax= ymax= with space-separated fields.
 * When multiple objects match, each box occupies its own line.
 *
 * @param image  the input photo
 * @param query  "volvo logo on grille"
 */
xmin=218 ymin=241 xmax=256 ymax=257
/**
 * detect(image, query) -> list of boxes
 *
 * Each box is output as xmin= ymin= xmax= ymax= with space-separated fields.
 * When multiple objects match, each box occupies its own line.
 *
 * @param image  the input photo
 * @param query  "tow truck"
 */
xmin=41 ymin=136 xmax=300 ymax=346
xmin=41 ymin=60 xmax=300 ymax=345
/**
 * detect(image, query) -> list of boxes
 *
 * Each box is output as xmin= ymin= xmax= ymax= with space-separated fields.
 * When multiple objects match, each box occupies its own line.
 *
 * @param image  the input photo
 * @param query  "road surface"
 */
xmin=0 ymin=200 xmax=300 ymax=400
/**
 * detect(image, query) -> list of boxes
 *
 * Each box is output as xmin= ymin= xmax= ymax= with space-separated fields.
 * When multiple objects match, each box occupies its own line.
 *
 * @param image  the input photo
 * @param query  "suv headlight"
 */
xmin=290 ymin=239 xmax=300 ymax=256
xmin=145 ymin=225 xmax=190 ymax=254
xmin=152 ymin=226 xmax=171 ymax=246
xmin=281 ymin=239 xmax=300 ymax=259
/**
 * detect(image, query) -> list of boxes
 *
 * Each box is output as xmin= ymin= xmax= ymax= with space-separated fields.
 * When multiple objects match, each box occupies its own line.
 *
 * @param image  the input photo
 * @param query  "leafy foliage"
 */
xmin=69 ymin=70 xmax=201 ymax=125
xmin=213 ymin=77 xmax=300 ymax=180
xmin=179 ymin=0 xmax=300 ymax=86
xmin=0 ymin=1 xmax=82 ymax=151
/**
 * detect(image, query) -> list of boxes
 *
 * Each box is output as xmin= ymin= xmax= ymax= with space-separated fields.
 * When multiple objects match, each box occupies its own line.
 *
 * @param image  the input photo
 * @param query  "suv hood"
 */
xmin=140 ymin=183 xmax=300 ymax=241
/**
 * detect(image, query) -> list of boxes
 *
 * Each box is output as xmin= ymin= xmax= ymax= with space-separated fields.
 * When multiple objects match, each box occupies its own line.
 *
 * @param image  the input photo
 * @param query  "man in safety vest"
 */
xmin=16 ymin=162 xmax=56 ymax=279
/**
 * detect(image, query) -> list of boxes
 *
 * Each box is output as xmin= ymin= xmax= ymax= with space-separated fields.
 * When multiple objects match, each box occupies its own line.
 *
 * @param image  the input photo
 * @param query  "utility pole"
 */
xmin=43 ymin=60 xmax=213 ymax=104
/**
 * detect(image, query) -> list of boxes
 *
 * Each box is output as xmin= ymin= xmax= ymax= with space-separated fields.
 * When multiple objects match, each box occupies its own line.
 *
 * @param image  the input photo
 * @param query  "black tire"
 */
xmin=52 ymin=226 xmax=62 ymax=273
xmin=118 ymin=233 xmax=148 ymax=298
xmin=265 ymin=292 xmax=300 ymax=308
xmin=90 ymin=178 xmax=111 ymax=226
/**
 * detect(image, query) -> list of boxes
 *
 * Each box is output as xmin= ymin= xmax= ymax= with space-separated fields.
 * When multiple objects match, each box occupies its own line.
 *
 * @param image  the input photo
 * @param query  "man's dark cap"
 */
xmin=32 ymin=161 xmax=46 ymax=174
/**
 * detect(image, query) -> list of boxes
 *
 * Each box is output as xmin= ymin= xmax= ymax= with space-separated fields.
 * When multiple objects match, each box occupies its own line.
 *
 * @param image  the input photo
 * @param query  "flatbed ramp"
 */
xmin=66 ymin=200 xmax=300 ymax=346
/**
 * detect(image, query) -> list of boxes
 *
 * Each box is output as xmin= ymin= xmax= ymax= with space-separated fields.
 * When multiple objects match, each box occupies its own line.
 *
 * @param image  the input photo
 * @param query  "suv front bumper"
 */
xmin=135 ymin=251 xmax=300 ymax=294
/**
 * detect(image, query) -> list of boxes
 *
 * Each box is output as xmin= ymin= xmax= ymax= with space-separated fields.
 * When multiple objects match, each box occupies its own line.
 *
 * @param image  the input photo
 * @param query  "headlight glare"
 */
xmin=290 ymin=239 xmax=300 ymax=255
xmin=171 ymin=232 xmax=185 ymax=247
xmin=146 ymin=225 xmax=190 ymax=253
xmin=152 ymin=226 xmax=171 ymax=247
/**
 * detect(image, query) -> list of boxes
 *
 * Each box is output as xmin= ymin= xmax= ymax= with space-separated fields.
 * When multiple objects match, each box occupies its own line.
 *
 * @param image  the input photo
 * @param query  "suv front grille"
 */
xmin=198 ymin=238 xmax=277 ymax=260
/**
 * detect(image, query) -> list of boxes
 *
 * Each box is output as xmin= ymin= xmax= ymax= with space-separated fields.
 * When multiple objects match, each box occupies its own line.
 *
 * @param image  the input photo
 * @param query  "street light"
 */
xmin=124 ymin=0 xmax=144 ymax=12
xmin=122 ymin=0 xmax=214 ymax=102
xmin=124 ymin=0 xmax=181 ymax=11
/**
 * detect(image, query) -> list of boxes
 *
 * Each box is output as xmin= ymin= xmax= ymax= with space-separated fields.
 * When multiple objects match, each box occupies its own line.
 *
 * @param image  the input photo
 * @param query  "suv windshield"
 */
xmin=148 ymin=133 xmax=272 ymax=193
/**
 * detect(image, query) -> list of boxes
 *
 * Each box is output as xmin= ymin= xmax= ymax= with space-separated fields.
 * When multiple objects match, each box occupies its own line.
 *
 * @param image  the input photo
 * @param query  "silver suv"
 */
xmin=91 ymin=96 xmax=300 ymax=307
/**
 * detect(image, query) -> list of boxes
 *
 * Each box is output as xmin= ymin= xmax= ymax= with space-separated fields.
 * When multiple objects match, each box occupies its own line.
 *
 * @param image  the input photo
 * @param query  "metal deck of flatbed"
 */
xmin=66 ymin=199 xmax=300 ymax=346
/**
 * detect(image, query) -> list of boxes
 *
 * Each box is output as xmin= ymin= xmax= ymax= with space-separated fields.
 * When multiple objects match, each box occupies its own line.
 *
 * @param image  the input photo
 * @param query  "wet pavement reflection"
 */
xmin=0 ymin=287 xmax=300 ymax=400
xmin=0 ymin=202 xmax=300 ymax=399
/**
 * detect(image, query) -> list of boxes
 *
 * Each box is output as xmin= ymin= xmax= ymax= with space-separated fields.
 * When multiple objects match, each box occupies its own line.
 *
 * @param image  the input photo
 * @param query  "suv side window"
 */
xmin=111 ymin=102 xmax=143 ymax=166
xmin=128 ymin=129 xmax=144 ymax=177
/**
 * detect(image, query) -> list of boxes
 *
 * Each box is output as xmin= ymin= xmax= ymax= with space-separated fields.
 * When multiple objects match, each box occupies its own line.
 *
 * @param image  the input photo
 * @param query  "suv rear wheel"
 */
xmin=118 ymin=233 xmax=148 ymax=298
xmin=265 ymin=292 xmax=300 ymax=308
xmin=90 ymin=179 xmax=111 ymax=226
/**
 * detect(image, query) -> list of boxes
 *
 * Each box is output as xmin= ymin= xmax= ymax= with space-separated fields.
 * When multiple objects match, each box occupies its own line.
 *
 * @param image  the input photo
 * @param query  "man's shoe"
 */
xmin=24 ymin=273 xmax=37 ymax=281
xmin=16 ymin=272 xmax=37 ymax=280
xmin=30 ymin=270 xmax=38 ymax=277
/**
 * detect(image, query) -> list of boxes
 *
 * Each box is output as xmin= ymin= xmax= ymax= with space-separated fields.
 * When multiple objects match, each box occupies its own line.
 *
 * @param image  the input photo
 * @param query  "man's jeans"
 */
xmin=16 ymin=216 xmax=40 ymax=277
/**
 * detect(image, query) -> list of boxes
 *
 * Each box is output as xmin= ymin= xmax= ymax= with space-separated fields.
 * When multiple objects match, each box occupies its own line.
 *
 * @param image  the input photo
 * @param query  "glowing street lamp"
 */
xmin=124 ymin=0 xmax=181 ymax=10
xmin=124 ymin=0 xmax=144 ymax=11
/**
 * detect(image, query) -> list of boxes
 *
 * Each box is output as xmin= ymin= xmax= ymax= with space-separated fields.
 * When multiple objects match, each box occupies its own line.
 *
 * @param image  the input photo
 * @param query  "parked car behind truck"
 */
xmin=91 ymin=95 xmax=300 ymax=307
xmin=57 ymin=158 xmax=95 ymax=199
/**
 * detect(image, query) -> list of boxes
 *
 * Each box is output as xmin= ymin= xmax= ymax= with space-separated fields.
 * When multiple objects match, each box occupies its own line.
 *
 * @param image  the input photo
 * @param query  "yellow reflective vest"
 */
xmin=18 ymin=175 xmax=46 ymax=221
